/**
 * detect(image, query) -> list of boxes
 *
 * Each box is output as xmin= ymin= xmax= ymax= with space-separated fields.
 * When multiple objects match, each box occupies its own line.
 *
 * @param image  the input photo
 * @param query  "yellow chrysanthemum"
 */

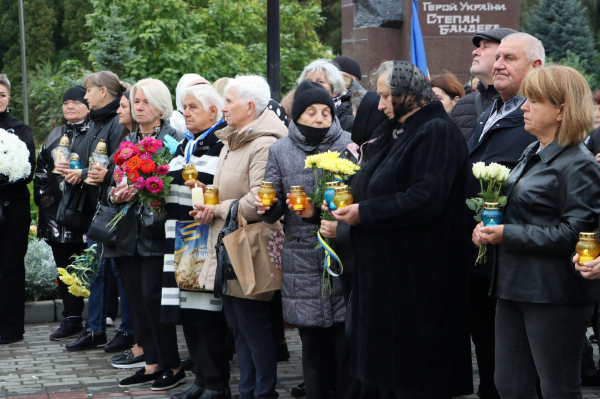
xmin=59 ymin=274 xmax=74 ymax=286
xmin=336 ymin=159 xmax=360 ymax=176
xmin=68 ymin=284 xmax=90 ymax=298
xmin=321 ymin=150 xmax=340 ymax=161
xmin=57 ymin=268 xmax=69 ymax=277
xmin=304 ymin=154 xmax=321 ymax=169
xmin=71 ymin=274 xmax=83 ymax=286
xmin=319 ymin=158 xmax=339 ymax=173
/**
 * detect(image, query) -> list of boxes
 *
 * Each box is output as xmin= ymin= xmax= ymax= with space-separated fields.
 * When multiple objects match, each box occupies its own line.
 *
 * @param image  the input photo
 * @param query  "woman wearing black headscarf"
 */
xmin=330 ymin=61 xmax=473 ymax=399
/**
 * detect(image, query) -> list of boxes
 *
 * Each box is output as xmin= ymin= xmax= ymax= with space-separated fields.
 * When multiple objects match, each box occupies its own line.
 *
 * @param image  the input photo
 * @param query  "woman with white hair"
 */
xmin=298 ymin=59 xmax=354 ymax=131
xmin=190 ymin=75 xmax=287 ymax=399
xmin=110 ymin=78 xmax=186 ymax=391
xmin=160 ymin=84 xmax=231 ymax=399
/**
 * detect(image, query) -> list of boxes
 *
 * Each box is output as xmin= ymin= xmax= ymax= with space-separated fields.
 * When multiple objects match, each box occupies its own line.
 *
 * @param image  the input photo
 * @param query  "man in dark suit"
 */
xmin=466 ymin=32 xmax=544 ymax=399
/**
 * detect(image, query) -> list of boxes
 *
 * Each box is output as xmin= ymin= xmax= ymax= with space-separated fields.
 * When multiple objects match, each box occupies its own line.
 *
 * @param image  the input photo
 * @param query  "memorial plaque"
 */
xmin=342 ymin=0 xmax=519 ymax=86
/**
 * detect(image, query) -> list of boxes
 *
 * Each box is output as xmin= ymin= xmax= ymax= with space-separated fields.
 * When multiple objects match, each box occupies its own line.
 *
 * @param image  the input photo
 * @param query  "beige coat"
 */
xmin=197 ymin=108 xmax=287 ymax=300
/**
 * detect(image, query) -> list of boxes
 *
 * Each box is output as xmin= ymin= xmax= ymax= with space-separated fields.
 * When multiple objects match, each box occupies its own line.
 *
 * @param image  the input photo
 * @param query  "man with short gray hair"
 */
xmin=464 ymin=31 xmax=543 ymax=399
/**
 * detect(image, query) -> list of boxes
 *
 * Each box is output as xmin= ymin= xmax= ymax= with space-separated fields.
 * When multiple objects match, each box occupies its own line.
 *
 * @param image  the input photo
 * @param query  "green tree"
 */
xmin=526 ymin=0 xmax=597 ymax=72
xmin=60 ymin=0 xmax=94 ymax=64
xmin=316 ymin=0 xmax=341 ymax=55
xmin=85 ymin=0 xmax=329 ymax=96
xmin=84 ymin=5 xmax=135 ymax=76
xmin=547 ymin=50 xmax=598 ymax=90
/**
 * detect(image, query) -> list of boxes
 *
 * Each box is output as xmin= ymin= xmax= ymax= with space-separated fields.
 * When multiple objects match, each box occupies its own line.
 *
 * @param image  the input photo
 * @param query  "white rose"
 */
xmin=487 ymin=163 xmax=502 ymax=180
xmin=472 ymin=162 xmax=486 ymax=179
xmin=498 ymin=166 xmax=511 ymax=182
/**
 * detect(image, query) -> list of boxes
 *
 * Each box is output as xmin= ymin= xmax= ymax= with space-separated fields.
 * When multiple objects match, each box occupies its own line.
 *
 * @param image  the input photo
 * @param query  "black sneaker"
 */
xmin=0 ymin=334 xmax=24 ymax=345
xmin=111 ymin=350 xmax=146 ymax=369
xmin=49 ymin=317 xmax=83 ymax=341
xmin=151 ymin=368 xmax=186 ymax=391
xmin=119 ymin=367 xmax=161 ymax=387
xmin=104 ymin=330 xmax=134 ymax=353
xmin=65 ymin=330 xmax=107 ymax=351
xmin=198 ymin=387 xmax=231 ymax=399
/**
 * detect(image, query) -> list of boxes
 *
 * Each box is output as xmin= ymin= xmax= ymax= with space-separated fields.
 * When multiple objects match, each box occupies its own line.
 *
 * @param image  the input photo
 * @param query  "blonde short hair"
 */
xmin=130 ymin=78 xmax=173 ymax=121
xmin=212 ymin=77 xmax=231 ymax=99
xmin=521 ymin=65 xmax=593 ymax=146
xmin=181 ymin=85 xmax=224 ymax=120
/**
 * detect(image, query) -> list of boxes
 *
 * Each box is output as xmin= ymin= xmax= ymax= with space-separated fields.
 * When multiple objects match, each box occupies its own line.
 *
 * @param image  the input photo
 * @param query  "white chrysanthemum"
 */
xmin=0 ymin=128 xmax=30 ymax=182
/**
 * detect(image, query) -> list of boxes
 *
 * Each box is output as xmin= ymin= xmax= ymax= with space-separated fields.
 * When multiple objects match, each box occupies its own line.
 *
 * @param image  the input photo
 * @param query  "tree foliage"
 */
xmin=85 ymin=0 xmax=330 ymax=96
xmin=526 ymin=0 xmax=597 ymax=73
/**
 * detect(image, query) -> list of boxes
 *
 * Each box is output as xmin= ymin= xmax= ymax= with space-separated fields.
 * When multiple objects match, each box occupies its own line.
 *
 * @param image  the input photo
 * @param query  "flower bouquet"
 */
xmin=0 ymin=128 xmax=31 ymax=183
xmin=57 ymin=244 xmax=100 ymax=298
xmin=304 ymin=150 xmax=359 ymax=294
xmin=466 ymin=162 xmax=511 ymax=264
xmin=107 ymin=137 xmax=175 ymax=230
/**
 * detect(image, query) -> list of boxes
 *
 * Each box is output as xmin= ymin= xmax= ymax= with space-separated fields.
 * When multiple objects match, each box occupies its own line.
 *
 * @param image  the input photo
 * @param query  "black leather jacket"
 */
xmin=112 ymin=122 xmax=184 ymax=257
xmin=34 ymin=124 xmax=87 ymax=243
xmin=492 ymin=141 xmax=600 ymax=304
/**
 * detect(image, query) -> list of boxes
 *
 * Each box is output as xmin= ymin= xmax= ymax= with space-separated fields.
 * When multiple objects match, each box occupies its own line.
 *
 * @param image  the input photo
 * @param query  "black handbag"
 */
xmin=56 ymin=184 xmax=93 ymax=234
xmin=86 ymin=202 xmax=118 ymax=245
xmin=214 ymin=200 xmax=240 ymax=298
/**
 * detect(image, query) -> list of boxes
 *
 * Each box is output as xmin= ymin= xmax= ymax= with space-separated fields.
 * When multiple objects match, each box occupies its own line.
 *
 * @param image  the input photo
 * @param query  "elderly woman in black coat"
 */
xmin=331 ymin=60 xmax=473 ymax=399
xmin=474 ymin=66 xmax=600 ymax=398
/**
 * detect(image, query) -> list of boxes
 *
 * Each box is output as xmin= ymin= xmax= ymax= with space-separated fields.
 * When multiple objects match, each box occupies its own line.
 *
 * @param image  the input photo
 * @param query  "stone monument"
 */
xmin=342 ymin=0 xmax=520 ymax=84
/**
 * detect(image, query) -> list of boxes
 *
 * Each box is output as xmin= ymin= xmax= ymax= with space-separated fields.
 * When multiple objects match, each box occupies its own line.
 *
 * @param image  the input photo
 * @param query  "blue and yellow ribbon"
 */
xmin=317 ymin=231 xmax=344 ymax=277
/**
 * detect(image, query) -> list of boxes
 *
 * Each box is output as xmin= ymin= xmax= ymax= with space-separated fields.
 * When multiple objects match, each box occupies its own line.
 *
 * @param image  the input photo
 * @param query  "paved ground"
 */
xmin=2 ymin=322 xmax=600 ymax=399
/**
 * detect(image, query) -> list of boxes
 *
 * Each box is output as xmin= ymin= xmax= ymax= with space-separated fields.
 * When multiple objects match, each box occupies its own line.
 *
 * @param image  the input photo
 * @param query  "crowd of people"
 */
xmin=2 ymin=26 xmax=600 ymax=399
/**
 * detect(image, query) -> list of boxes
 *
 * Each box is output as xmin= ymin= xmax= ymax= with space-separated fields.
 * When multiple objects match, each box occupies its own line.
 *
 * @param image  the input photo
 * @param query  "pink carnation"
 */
xmin=155 ymin=164 xmax=169 ymax=176
xmin=113 ymin=168 xmax=123 ymax=183
xmin=145 ymin=176 xmax=164 ymax=194
xmin=133 ymin=177 xmax=146 ymax=190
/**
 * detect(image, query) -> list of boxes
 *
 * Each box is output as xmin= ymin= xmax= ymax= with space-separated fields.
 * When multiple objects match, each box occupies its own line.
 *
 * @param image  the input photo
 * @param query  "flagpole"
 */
xmin=18 ymin=0 xmax=29 ymax=124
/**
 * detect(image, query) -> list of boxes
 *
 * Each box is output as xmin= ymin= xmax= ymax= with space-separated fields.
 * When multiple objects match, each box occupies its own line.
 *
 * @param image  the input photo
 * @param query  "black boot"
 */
xmin=65 ymin=330 xmax=107 ymax=351
xmin=199 ymin=386 xmax=231 ymax=399
xmin=49 ymin=317 xmax=83 ymax=341
xmin=172 ymin=384 xmax=204 ymax=399
xmin=104 ymin=330 xmax=134 ymax=353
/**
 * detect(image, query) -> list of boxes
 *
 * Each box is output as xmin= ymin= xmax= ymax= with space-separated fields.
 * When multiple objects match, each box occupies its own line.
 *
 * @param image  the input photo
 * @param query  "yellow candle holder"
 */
xmin=204 ymin=186 xmax=219 ymax=206
xmin=289 ymin=185 xmax=307 ymax=211
xmin=576 ymin=232 xmax=600 ymax=264
xmin=258 ymin=181 xmax=276 ymax=206
xmin=181 ymin=163 xmax=198 ymax=182
xmin=333 ymin=185 xmax=353 ymax=209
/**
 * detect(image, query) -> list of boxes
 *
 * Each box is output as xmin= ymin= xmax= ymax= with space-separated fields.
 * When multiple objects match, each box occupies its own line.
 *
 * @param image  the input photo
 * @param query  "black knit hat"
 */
xmin=472 ymin=28 xmax=517 ymax=47
xmin=351 ymin=90 xmax=387 ymax=146
xmin=63 ymin=86 xmax=88 ymax=108
xmin=333 ymin=55 xmax=362 ymax=80
xmin=292 ymin=81 xmax=335 ymax=123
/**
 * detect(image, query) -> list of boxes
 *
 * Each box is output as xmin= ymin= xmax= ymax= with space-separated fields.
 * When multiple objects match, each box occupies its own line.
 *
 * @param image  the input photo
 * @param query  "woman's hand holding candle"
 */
xmin=190 ymin=184 xmax=204 ymax=209
xmin=331 ymin=203 xmax=360 ymax=226
xmin=55 ymin=160 xmax=70 ymax=174
xmin=255 ymin=195 xmax=278 ymax=215
xmin=573 ymin=253 xmax=600 ymax=279
xmin=184 ymin=180 xmax=207 ymax=190
xmin=286 ymin=193 xmax=313 ymax=218
xmin=189 ymin=204 xmax=214 ymax=225
xmin=87 ymin=164 xmax=108 ymax=184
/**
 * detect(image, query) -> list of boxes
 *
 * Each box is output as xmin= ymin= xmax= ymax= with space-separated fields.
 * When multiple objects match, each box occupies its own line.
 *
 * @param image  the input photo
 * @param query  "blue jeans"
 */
xmin=87 ymin=241 xmax=133 ymax=334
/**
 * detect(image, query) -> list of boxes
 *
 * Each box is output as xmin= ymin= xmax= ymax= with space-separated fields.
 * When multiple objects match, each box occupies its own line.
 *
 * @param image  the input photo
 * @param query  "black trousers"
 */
xmin=495 ymin=298 xmax=594 ymax=399
xmin=0 ymin=199 xmax=29 ymax=337
xmin=48 ymin=242 xmax=86 ymax=318
xmin=223 ymin=295 xmax=277 ymax=399
xmin=298 ymin=324 xmax=360 ymax=399
xmin=107 ymin=271 xmax=119 ymax=320
xmin=393 ymin=390 xmax=450 ymax=399
xmin=183 ymin=321 xmax=230 ymax=390
xmin=115 ymin=254 xmax=180 ymax=369
xmin=268 ymin=290 xmax=285 ymax=343
xmin=469 ymin=275 xmax=500 ymax=399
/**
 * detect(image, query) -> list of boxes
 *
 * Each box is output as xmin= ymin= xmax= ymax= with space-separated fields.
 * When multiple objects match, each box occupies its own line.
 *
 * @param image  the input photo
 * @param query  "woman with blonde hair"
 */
xmin=473 ymin=65 xmax=600 ymax=398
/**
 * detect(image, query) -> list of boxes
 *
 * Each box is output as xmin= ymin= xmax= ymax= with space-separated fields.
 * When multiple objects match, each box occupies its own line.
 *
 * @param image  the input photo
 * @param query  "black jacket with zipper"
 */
xmin=466 ymin=99 xmax=537 ymax=276
xmin=492 ymin=141 xmax=600 ymax=303
xmin=451 ymin=81 xmax=501 ymax=142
